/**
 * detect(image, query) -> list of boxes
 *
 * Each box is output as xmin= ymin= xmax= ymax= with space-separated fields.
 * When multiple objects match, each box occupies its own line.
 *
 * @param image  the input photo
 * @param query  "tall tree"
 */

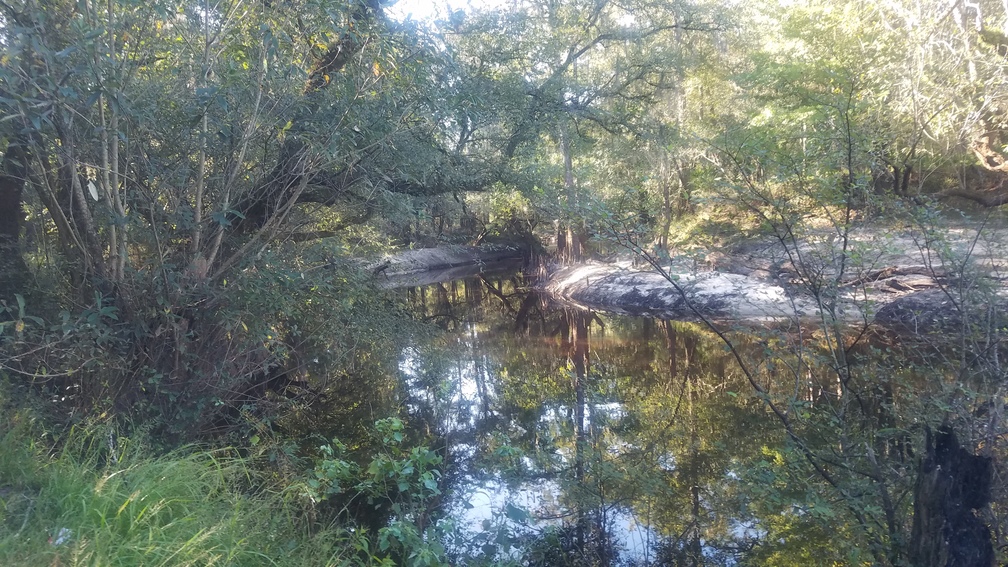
xmin=444 ymin=0 xmax=724 ymax=258
xmin=0 ymin=0 xmax=479 ymax=431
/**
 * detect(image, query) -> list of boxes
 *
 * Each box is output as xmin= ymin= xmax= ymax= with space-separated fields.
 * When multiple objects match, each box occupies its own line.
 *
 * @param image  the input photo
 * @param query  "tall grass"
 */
xmin=0 ymin=385 xmax=363 ymax=566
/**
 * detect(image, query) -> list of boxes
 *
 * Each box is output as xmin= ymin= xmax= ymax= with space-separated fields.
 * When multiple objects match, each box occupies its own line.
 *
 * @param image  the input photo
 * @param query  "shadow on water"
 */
xmin=395 ymin=270 xmax=930 ymax=566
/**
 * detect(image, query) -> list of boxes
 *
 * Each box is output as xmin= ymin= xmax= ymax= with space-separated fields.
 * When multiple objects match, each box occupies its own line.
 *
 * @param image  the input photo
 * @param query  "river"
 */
xmin=390 ymin=269 xmax=938 ymax=565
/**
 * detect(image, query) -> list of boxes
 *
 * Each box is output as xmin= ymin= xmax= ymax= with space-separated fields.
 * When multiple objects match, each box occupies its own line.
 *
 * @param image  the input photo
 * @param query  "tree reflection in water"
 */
xmin=397 ymin=272 xmax=979 ymax=565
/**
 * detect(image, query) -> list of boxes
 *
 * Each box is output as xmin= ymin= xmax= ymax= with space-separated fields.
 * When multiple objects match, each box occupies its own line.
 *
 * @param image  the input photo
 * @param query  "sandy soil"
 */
xmin=544 ymin=263 xmax=826 ymax=322
xmin=546 ymin=221 xmax=1008 ymax=326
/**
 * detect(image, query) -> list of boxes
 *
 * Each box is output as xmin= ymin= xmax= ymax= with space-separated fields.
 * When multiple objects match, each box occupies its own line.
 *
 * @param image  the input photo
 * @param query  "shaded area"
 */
xmin=370 ymin=245 xmax=528 ymax=279
xmin=910 ymin=426 xmax=994 ymax=567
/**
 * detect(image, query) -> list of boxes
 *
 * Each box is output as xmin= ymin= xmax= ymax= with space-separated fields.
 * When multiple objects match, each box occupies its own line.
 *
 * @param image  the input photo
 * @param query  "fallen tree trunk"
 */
xmin=368 ymin=244 xmax=530 ymax=289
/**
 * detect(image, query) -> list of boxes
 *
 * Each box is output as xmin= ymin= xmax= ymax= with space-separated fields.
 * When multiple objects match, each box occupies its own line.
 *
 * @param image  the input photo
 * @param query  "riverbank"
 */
xmin=375 ymin=221 xmax=1008 ymax=333
xmin=542 ymin=223 xmax=1008 ymax=330
xmin=542 ymin=262 xmax=827 ymax=322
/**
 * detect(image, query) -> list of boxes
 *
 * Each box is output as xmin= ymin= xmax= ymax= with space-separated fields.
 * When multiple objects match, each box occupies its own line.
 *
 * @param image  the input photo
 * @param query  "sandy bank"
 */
xmin=543 ymin=263 xmax=829 ymax=322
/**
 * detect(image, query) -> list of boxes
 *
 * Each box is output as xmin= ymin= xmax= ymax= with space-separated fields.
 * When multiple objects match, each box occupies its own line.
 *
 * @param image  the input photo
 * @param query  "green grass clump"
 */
xmin=0 ymin=387 xmax=359 ymax=566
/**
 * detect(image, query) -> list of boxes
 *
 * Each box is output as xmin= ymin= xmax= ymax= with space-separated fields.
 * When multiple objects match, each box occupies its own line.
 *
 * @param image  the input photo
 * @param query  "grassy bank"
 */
xmin=0 ymin=385 xmax=360 ymax=567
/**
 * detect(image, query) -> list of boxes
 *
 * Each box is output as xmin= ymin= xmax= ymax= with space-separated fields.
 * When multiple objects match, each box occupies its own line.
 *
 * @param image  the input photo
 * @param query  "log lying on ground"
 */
xmin=842 ymin=265 xmax=951 ymax=292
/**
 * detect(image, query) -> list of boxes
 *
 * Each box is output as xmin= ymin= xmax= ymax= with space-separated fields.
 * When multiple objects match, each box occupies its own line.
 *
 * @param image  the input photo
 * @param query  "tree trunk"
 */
xmin=657 ymin=158 xmax=673 ymax=253
xmin=558 ymin=127 xmax=582 ymax=264
xmin=0 ymin=140 xmax=29 ymax=306
xmin=676 ymin=159 xmax=693 ymax=215
xmin=910 ymin=426 xmax=994 ymax=567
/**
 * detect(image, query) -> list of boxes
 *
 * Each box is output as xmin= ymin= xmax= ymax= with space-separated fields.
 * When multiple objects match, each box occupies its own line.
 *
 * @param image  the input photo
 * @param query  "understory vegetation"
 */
xmin=3 ymin=0 xmax=1008 ymax=564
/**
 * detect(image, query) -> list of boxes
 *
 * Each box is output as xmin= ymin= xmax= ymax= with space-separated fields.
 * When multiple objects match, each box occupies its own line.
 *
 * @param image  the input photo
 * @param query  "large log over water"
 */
xmin=910 ymin=426 xmax=994 ymax=567
xmin=369 ymin=244 xmax=529 ymax=289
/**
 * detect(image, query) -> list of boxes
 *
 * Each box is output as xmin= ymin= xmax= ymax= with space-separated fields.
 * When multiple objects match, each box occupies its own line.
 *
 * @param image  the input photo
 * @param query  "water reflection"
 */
xmin=399 ymin=273 xmax=926 ymax=565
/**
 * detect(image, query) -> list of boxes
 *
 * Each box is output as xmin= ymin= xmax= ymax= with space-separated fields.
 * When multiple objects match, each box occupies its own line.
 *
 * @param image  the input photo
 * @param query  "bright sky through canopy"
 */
xmin=386 ymin=0 xmax=506 ymax=22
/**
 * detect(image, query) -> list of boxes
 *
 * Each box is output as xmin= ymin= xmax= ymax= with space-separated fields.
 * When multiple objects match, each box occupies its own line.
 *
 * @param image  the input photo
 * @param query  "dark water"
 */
xmin=395 ymin=272 xmax=926 ymax=565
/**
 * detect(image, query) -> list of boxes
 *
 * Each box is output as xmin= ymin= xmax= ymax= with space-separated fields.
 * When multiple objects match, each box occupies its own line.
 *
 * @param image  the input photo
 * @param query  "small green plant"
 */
xmin=310 ymin=417 xmax=448 ymax=567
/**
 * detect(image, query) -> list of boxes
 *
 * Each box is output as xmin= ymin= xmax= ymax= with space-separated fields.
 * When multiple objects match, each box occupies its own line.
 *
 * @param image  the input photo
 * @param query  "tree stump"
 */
xmin=909 ymin=425 xmax=994 ymax=567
